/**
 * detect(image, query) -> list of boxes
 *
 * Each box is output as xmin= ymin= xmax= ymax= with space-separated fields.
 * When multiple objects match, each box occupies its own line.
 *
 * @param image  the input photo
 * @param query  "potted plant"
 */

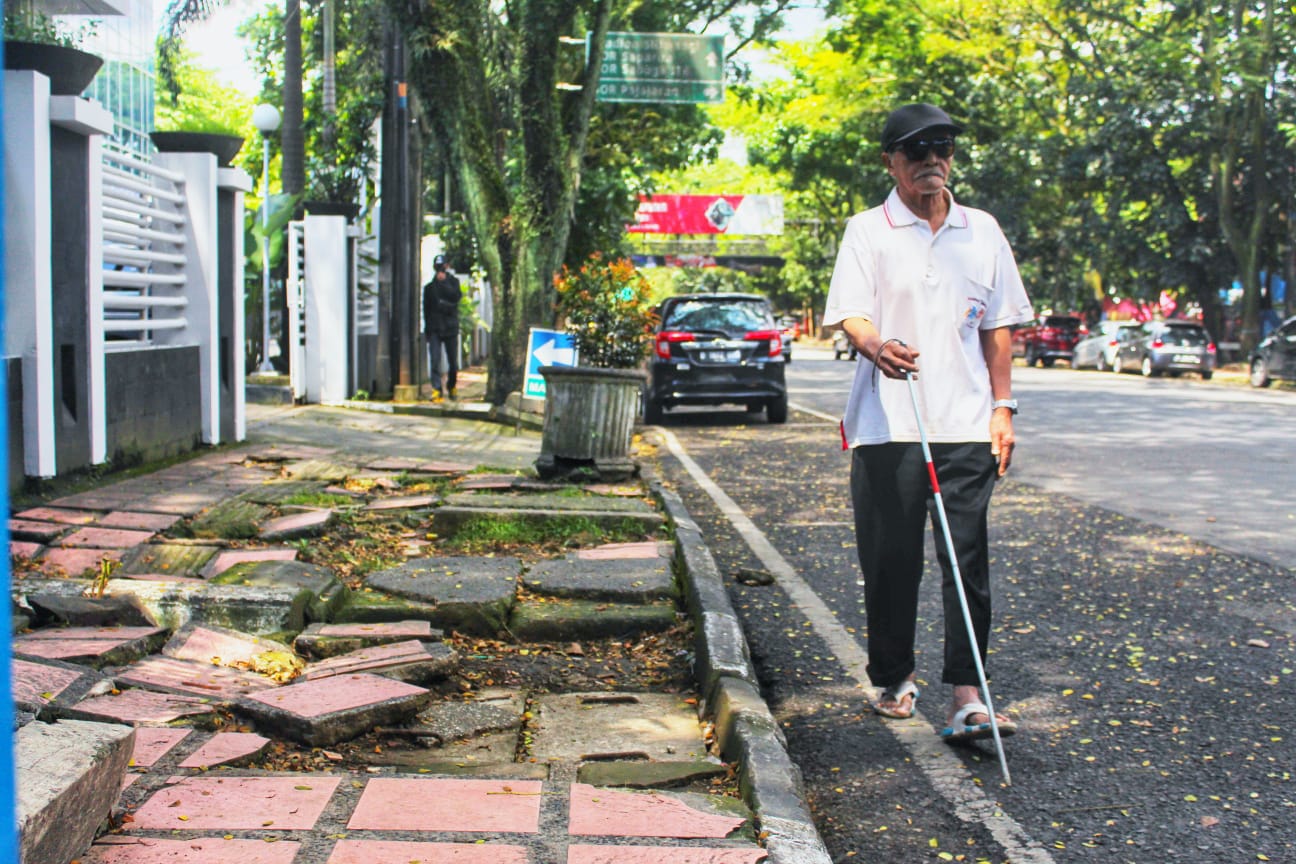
xmin=3 ymin=4 xmax=102 ymax=96
xmin=150 ymin=119 xmax=246 ymax=167
xmin=535 ymin=254 xmax=658 ymax=480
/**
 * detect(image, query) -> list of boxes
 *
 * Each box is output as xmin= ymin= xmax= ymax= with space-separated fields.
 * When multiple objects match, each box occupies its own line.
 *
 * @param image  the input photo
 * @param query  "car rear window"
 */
xmin=1161 ymin=326 xmax=1209 ymax=347
xmin=662 ymin=299 xmax=774 ymax=332
xmin=1044 ymin=316 xmax=1082 ymax=329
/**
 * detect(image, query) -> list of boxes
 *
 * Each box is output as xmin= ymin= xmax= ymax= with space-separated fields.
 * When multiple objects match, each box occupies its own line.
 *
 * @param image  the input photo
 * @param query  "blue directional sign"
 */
xmin=524 ymin=328 xmax=578 ymax=399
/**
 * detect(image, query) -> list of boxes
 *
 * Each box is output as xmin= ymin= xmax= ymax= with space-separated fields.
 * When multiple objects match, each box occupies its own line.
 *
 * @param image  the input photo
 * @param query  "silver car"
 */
xmin=1072 ymin=321 xmax=1139 ymax=372
xmin=1112 ymin=320 xmax=1217 ymax=379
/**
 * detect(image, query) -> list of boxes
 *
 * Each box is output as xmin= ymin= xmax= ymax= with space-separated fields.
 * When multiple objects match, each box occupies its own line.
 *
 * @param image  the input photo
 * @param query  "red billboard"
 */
xmin=627 ymin=194 xmax=783 ymax=235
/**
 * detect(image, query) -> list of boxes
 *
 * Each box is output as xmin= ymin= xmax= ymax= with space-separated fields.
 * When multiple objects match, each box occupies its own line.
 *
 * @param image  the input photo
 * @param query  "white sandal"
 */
xmin=872 ymin=680 xmax=920 ymax=719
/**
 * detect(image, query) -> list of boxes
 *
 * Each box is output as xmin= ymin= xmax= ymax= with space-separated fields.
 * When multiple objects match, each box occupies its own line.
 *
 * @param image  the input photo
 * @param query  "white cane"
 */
xmin=905 ymin=371 xmax=1012 ymax=786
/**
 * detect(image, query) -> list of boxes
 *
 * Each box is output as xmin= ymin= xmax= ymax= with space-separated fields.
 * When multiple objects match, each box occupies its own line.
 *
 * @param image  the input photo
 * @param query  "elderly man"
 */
xmin=822 ymin=103 xmax=1034 ymax=743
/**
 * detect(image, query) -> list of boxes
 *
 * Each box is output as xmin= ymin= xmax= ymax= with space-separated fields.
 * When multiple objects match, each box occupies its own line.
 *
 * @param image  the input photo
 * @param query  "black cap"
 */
xmin=881 ymin=103 xmax=964 ymax=151
xmin=433 ymin=254 xmax=446 ymax=269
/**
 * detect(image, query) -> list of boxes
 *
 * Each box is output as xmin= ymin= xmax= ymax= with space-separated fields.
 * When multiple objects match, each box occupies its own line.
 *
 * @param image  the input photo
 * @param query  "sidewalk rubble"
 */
xmin=9 ymin=371 xmax=830 ymax=864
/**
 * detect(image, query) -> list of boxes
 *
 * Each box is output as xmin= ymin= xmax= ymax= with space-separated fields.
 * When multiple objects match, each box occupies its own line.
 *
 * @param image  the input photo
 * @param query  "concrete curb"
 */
xmin=650 ymin=479 xmax=833 ymax=864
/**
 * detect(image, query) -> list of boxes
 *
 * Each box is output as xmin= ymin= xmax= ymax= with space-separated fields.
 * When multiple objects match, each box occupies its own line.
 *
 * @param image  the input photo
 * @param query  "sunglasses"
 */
xmin=891 ymin=137 xmax=956 ymax=161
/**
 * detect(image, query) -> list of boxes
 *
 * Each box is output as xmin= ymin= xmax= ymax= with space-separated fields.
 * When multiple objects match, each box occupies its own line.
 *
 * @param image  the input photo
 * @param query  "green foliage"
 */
xmin=444 ymin=515 xmax=654 ymax=554
xmin=3 ymin=7 xmax=95 ymax=47
xmin=152 ymin=49 xmax=253 ymax=136
xmin=554 ymin=255 xmax=658 ymax=369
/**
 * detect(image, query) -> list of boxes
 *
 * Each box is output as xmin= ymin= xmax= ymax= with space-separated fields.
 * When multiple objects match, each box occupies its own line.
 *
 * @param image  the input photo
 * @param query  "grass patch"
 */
xmin=281 ymin=491 xmax=357 ymax=508
xmin=442 ymin=515 xmax=656 ymax=555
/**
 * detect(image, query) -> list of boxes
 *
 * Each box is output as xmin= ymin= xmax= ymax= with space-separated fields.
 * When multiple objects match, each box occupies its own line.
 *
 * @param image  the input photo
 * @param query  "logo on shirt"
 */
xmin=963 ymin=297 xmax=987 ymax=328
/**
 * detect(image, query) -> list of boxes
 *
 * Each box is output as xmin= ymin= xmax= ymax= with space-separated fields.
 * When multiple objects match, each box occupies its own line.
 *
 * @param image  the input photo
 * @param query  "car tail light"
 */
xmin=655 ymin=331 xmax=694 ymax=359
xmin=1207 ymin=342 xmax=1217 ymax=354
xmin=1151 ymin=338 xmax=1165 ymax=349
xmin=745 ymin=329 xmax=783 ymax=357
xmin=1107 ymin=339 xmax=1119 ymax=347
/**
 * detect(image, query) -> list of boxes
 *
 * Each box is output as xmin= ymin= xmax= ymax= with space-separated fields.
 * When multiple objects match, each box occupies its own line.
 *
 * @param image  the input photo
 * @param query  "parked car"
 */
xmin=644 ymin=293 xmax=788 ymax=424
xmin=1112 ymin=320 xmax=1216 ymax=379
xmin=1012 ymin=314 xmax=1087 ymax=367
xmin=832 ymin=328 xmax=859 ymax=360
xmin=777 ymin=316 xmax=799 ymax=363
xmin=1072 ymin=321 xmax=1139 ymax=372
xmin=1249 ymin=315 xmax=1296 ymax=387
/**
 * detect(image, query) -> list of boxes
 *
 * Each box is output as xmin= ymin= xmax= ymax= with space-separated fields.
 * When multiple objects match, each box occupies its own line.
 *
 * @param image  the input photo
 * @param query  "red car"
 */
xmin=1012 ymin=315 xmax=1087 ymax=367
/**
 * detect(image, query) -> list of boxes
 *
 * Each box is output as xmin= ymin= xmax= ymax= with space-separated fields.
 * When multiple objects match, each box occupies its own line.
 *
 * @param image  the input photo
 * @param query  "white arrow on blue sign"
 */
xmin=524 ymin=327 xmax=579 ymax=399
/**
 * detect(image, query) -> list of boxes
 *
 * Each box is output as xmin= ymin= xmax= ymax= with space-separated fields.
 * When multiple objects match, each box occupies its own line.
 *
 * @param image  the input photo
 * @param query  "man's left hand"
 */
xmin=989 ymin=411 xmax=1015 ymax=477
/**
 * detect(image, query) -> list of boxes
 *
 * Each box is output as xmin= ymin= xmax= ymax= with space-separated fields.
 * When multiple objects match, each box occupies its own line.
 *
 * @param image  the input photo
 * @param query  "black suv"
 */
xmin=1250 ymin=315 xmax=1296 ymax=387
xmin=644 ymin=293 xmax=788 ymax=424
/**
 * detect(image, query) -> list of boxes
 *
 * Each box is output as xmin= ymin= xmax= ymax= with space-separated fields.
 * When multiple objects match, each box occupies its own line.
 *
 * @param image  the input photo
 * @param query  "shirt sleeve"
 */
xmin=823 ymin=216 xmax=876 ymax=328
xmin=979 ymin=222 xmax=1034 ymax=330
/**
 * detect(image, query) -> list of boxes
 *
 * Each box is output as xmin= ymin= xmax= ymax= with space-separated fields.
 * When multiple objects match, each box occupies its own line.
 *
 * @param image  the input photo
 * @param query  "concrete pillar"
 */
xmin=303 ymin=214 xmax=350 ymax=403
xmin=154 ymin=152 xmax=221 ymax=444
xmin=217 ymin=168 xmax=252 ymax=442
xmin=3 ymin=70 xmax=56 ymax=478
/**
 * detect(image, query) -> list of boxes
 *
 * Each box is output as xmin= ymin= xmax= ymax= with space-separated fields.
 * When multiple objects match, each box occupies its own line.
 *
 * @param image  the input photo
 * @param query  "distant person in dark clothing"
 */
xmin=423 ymin=254 xmax=461 ymax=401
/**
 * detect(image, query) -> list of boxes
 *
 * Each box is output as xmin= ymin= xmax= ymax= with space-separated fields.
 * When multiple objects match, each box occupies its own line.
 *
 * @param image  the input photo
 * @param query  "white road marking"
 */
xmin=659 ymin=427 xmax=1055 ymax=864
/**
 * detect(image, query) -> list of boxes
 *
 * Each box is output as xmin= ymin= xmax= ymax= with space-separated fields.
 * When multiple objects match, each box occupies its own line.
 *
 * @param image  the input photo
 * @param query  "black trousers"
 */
xmin=849 ymin=442 xmax=997 ymax=688
xmin=427 ymin=328 xmax=459 ymax=392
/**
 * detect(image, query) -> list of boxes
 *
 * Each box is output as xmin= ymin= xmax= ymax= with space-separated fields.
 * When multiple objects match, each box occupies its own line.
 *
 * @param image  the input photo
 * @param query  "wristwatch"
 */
xmin=991 ymin=398 xmax=1018 ymax=415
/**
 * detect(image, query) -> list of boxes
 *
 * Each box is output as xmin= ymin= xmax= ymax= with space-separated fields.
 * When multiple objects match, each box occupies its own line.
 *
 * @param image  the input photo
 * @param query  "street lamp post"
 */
xmin=252 ymin=103 xmax=282 ymax=374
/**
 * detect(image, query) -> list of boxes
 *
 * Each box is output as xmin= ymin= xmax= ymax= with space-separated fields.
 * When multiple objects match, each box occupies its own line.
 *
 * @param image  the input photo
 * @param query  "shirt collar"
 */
xmin=882 ymin=187 xmax=968 ymax=230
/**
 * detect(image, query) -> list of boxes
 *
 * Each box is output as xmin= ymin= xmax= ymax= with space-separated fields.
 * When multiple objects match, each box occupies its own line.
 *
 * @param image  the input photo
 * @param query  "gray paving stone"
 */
xmin=237 ymin=672 xmax=430 ymax=746
xmin=304 ymin=639 xmax=457 ymax=685
xmin=211 ymin=560 xmax=350 ymax=624
xmin=188 ymin=499 xmax=271 ymax=539
xmin=282 ymin=458 xmax=355 ymax=482
xmin=508 ymin=599 xmax=678 ymax=642
xmin=258 ymin=509 xmax=336 ymax=541
xmin=235 ymin=479 xmax=330 ymax=505
xmin=523 ymin=555 xmax=677 ymax=604
xmin=332 ymin=590 xmax=443 ymax=626
xmin=293 ymin=620 xmax=441 ymax=658
xmin=18 ymin=719 xmax=135 ymax=864
xmin=102 ymin=579 xmax=316 ymax=636
xmin=26 ymin=591 xmax=157 ymax=627
xmin=366 ymin=556 xmax=520 ymax=636
xmin=530 ymin=692 xmax=708 ymax=763
xmin=359 ymin=690 xmax=527 ymax=772
xmin=432 ymin=505 xmax=665 ymax=538
xmin=11 ymin=656 xmax=115 ymax=716
xmin=576 ymin=760 xmax=728 ymax=789
xmin=118 ymin=543 xmax=221 ymax=578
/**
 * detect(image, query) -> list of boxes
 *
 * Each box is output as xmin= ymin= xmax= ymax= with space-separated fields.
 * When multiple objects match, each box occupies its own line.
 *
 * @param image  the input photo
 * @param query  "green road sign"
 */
xmin=594 ymin=32 xmax=724 ymax=104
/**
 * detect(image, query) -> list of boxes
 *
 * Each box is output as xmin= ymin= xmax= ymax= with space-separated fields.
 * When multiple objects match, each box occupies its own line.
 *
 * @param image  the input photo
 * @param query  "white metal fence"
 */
xmin=100 ymin=143 xmax=190 ymax=347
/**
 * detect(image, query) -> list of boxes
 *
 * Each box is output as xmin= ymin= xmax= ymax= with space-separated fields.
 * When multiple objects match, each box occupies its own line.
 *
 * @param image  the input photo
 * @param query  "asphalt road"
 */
xmin=649 ymin=348 xmax=1296 ymax=863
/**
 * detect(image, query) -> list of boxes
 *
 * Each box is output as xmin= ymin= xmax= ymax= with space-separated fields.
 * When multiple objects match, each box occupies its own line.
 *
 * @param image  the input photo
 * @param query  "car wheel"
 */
xmin=834 ymin=349 xmax=843 ymax=360
xmin=1200 ymin=371 xmax=1212 ymax=381
xmin=1042 ymin=357 xmax=1055 ymax=368
xmin=1095 ymin=354 xmax=1107 ymax=372
xmin=766 ymin=395 xmax=788 ymax=424
xmin=1023 ymin=345 xmax=1035 ymax=367
xmin=1141 ymin=356 xmax=1156 ymax=378
xmin=1250 ymin=358 xmax=1271 ymax=388
xmin=1112 ymin=354 xmax=1124 ymax=375
xmin=643 ymin=395 xmax=663 ymax=425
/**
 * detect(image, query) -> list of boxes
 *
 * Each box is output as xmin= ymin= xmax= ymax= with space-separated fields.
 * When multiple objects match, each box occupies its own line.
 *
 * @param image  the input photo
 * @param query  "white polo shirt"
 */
xmin=823 ymin=188 xmax=1034 ymax=445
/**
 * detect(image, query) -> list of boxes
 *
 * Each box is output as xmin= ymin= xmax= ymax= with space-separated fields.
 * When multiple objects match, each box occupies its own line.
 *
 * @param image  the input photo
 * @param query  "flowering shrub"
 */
xmin=553 ymin=254 xmax=658 ymax=369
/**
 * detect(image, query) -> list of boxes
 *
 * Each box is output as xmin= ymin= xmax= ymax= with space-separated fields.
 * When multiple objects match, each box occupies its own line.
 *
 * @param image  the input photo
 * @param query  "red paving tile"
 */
xmin=98 ymin=511 xmax=183 ymax=532
xmin=11 ymin=658 xmax=84 ymax=705
xmin=9 ymin=519 xmax=67 ymax=542
xmin=178 ymin=732 xmax=270 ymax=768
xmin=304 ymin=640 xmax=438 ymax=680
xmin=72 ymin=689 xmax=219 ymax=725
xmin=365 ymin=495 xmax=438 ymax=511
xmin=20 ymin=625 xmax=165 ymax=642
xmin=243 ymin=673 xmax=423 ymax=717
xmin=10 ymin=540 xmax=43 ymax=558
xmin=37 ymin=548 xmax=123 ymax=576
xmin=165 ymin=625 xmax=288 ymax=666
xmin=116 ymin=656 xmax=277 ymax=699
xmin=14 ymin=506 xmax=100 ymax=524
xmin=568 ymin=784 xmax=746 ymax=839
xmin=259 ymin=510 xmax=333 ymax=538
xmin=84 ymin=836 xmax=301 ymax=863
xmin=131 ymin=728 xmax=192 ymax=767
xmin=57 ymin=526 xmax=158 ymax=548
xmin=348 ymin=778 xmax=543 ymax=833
xmin=14 ymin=638 xmax=136 ymax=663
xmin=327 ymin=840 xmax=529 ymax=863
xmin=128 ymin=775 xmax=341 ymax=830
xmin=204 ymin=548 xmax=298 ymax=577
xmin=567 ymin=847 xmax=767 ymax=864
xmin=308 ymin=621 xmax=435 ymax=640
xmin=574 ymin=542 xmax=666 ymax=561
